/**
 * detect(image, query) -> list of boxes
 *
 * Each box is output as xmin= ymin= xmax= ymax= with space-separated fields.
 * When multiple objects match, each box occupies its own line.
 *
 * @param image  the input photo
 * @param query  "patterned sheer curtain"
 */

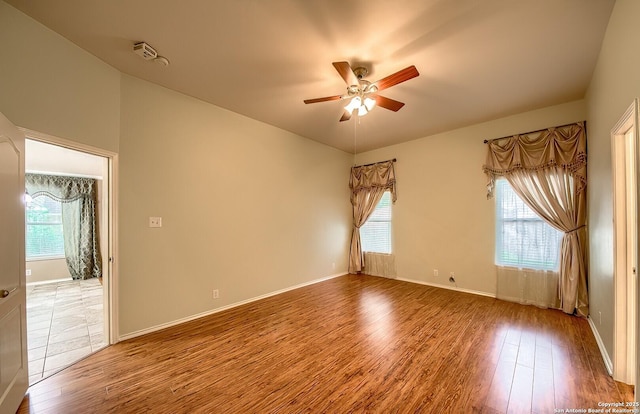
xmin=349 ymin=160 xmax=397 ymax=274
xmin=26 ymin=173 xmax=102 ymax=280
xmin=483 ymin=122 xmax=588 ymax=316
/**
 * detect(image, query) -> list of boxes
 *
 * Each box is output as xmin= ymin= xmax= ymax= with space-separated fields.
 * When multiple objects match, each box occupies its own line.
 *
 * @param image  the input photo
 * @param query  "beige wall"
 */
xmin=0 ymin=1 xmax=352 ymax=338
xmin=26 ymin=259 xmax=70 ymax=283
xmin=354 ymin=100 xmax=586 ymax=295
xmin=0 ymin=1 xmax=120 ymax=153
xmin=118 ymin=75 xmax=352 ymax=335
xmin=585 ymin=0 xmax=640 ymax=358
xmin=1 ymin=1 xmax=117 ymax=287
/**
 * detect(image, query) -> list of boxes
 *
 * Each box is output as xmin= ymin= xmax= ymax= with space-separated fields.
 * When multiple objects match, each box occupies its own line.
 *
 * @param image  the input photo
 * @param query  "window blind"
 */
xmin=361 ymin=191 xmax=392 ymax=254
xmin=495 ymin=179 xmax=562 ymax=271
xmin=26 ymin=195 xmax=65 ymax=259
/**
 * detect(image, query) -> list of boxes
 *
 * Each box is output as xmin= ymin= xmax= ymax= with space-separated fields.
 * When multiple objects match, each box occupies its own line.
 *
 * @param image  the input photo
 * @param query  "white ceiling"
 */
xmin=6 ymin=0 xmax=614 ymax=153
xmin=26 ymin=140 xmax=105 ymax=178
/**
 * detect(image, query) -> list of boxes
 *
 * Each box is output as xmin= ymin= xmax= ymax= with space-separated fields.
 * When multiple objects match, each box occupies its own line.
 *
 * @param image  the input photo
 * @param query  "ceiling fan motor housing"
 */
xmin=348 ymin=68 xmax=377 ymax=97
xmin=353 ymin=67 xmax=368 ymax=80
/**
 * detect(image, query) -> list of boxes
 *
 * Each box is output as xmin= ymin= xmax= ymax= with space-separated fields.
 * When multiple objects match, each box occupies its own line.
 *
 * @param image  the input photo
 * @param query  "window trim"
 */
xmin=26 ymin=255 xmax=66 ymax=262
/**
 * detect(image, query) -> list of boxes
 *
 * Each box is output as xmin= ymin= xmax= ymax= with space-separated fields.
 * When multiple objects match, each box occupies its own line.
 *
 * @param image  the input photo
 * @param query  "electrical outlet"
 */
xmin=149 ymin=217 xmax=162 ymax=228
xmin=599 ymin=311 xmax=602 ymax=325
xmin=332 ymin=262 xmax=336 ymax=270
xmin=26 ymin=269 xmax=32 ymax=276
xmin=433 ymin=269 xmax=438 ymax=277
xmin=449 ymin=272 xmax=456 ymax=283
xmin=212 ymin=289 xmax=219 ymax=299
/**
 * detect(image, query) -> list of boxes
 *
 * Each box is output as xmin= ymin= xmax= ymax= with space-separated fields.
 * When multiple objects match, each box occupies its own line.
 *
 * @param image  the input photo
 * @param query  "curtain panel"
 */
xmin=363 ymin=252 xmax=397 ymax=278
xmin=496 ymin=266 xmax=560 ymax=309
xmin=26 ymin=173 xmax=102 ymax=280
xmin=348 ymin=160 xmax=397 ymax=274
xmin=482 ymin=122 xmax=588 ymax=316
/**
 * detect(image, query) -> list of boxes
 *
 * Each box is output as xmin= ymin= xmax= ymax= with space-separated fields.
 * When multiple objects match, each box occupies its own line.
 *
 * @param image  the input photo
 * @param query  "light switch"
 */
xmin=149 ymin=217 xmax=162 ymax=228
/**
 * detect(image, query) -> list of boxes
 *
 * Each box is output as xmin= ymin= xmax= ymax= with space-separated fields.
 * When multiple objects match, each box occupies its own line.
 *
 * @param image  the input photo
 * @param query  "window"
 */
xmin=495 ymin=179 xmax=562 ymax=270
xmin=361 ymin=191 xmax=392 ymax=254
xmin=26 ymin=195 xmax=65 ymax=259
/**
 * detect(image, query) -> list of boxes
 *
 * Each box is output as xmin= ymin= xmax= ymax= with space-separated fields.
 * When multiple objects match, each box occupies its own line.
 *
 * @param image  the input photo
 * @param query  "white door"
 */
xmin=0 ymin=112 xmax=28 ymax=414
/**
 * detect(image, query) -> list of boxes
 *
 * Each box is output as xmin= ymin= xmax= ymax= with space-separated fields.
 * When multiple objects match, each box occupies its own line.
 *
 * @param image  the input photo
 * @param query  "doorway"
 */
xmin=22 ymin=132 xmax=116 ymax=385
xmin=612 ymin=98 xmax=640 ymax=390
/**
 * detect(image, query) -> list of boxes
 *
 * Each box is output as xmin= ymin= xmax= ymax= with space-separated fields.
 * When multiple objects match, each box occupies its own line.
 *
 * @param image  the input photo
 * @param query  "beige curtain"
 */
xmin=364 ymin=252 xmax=397 ymax=278
xmin=349 ymin=160 xmax=397 ymax=274
xmin=483 ymin=122 xmax=588 ymax=316
xmin=496 ymin=266 xmax=560 ymax=309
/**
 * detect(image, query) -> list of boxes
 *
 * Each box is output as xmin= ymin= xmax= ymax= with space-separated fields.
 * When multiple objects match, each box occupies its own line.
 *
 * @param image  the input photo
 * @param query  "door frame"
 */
xmin=611 ymin=98 xmax=640 ymax=388
xmin=20 ymin=128 xmax=119 ymax=345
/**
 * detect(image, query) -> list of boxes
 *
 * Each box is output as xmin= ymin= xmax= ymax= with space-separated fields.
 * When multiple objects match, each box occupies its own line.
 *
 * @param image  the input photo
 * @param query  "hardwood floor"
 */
xmin=18 ymin=274 xmax=633 ymax=413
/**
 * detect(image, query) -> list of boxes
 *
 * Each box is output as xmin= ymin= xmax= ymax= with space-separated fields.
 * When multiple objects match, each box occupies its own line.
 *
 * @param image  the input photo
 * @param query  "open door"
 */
xmin=0 ymin=112 xmax=28 ymax=413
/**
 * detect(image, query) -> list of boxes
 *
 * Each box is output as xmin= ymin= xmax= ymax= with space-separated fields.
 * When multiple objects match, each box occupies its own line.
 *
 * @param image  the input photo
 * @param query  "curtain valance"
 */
xmin=26 ymin=173 xmax=97 ymax=203
xmin=349 ymin=160 xmax=397 ymax=204
xmin=483 ymin=122 xmax=586 ymax=198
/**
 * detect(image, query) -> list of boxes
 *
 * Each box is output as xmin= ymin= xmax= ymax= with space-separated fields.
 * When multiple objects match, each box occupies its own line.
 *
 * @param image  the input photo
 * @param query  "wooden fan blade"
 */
xmin=373 ymin=65 xmax=419 ymax=92
xmin=339 ymin=110 xmax=352 ymax=122
xmin=375 ymin=95 xmax=405 ymax=112
xmin=304 ymin=95 xmax=343 ymax=104
xmin=333 ymin=61 xmax=359 ymax=86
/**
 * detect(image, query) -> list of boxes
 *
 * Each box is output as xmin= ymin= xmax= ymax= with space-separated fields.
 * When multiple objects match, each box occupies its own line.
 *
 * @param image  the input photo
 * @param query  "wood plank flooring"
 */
xmin=18 ymin=274 xmax=633 ymax=413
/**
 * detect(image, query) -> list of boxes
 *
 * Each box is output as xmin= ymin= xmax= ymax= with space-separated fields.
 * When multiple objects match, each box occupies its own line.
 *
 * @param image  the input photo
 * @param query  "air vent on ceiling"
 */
xmin=133 ymin=42 xmax=158 ymax=60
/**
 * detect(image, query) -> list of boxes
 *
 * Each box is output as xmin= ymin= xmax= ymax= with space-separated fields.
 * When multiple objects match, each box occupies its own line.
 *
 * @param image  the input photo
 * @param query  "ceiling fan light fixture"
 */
xmin=345 ymin=96 xmax=362 ymax=113
xmin=364 ymin=97 xmax=376 ymax=111
xmin=345 ymin=96 xmax=374 ymax=116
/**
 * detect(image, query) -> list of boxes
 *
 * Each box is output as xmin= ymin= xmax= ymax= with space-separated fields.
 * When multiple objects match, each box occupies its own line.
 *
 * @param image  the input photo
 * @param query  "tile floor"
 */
xmin=26 ymin=278 xmax=107 ymax=385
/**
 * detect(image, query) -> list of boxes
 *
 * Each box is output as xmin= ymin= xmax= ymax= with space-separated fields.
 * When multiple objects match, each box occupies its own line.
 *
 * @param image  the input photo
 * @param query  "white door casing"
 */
xmin=0 ymin=112 xmax=28 ymax=414
xmin=21 ymin=128 xmax=118 ymax=346
xmin=611 ymin=99 xmax=640 ymax=392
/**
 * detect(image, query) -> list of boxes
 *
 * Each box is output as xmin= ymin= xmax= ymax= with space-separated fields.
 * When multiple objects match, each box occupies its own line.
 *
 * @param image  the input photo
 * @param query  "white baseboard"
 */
xmin=26 ymin=278 xmax=72 ymax=286
xmin=396 ymin=277 xmax=496 ymax=299
xmin=118 ymin=272 xmax=347 ymax=341
xmin=588 ymin=316 xmax=613 ymax=376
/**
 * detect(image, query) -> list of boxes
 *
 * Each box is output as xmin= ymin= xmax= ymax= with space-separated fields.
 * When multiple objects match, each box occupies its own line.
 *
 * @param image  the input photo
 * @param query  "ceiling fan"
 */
xmin=304 ymin=61 xmax=419 ymax=122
